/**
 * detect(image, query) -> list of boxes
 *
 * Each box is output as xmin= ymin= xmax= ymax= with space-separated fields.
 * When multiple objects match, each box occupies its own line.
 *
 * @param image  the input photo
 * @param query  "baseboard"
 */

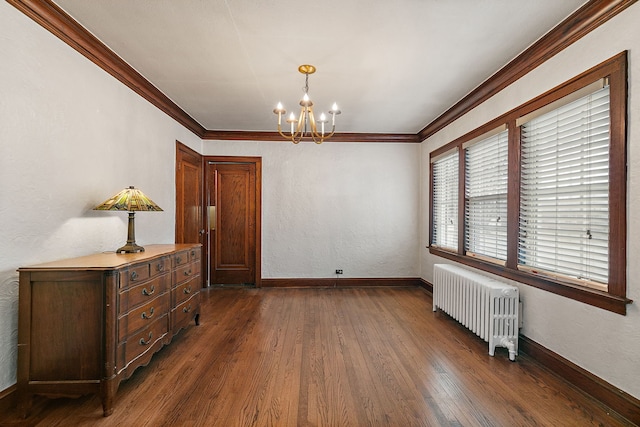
xmin=377 ymin=278 xmax=639 ymax=423
xmin=519 ymin=336 xmax=640 ymax=425
xmin=261 ymin=277 xmax=422 ymax=288
xmin=426 ymin=276 xmax=638 ymax=423
xmin=2 ymin=284 xmax=636 ymax=423
xmin=0 ymin=384 xmax=16 ymax=415
xmin=419 ymin=278 xmax=433 ymax=293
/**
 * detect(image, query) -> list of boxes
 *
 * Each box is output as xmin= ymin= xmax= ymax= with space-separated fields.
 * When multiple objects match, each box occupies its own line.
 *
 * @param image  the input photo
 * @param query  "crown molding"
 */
xmin=202 ymin=130 xmax=420 ymax=143
xmin=8 ymin=0 xmax=635 ymax=143
xmin=417 ymin=0 xmax=637 ymax=141
xmin=7 ymin=0 xmax=417 ymax=143
xmin=7 ymin=0 xmax=206 ymax=137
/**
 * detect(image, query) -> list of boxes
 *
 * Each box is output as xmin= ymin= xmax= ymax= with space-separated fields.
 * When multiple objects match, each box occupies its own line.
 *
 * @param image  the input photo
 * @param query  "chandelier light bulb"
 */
xmin=273 ymin=102 xmax=286 ymax=125
xmin=320 ymin=112 xmax=327 ymax=136
xmin=330 ymin=102 xmax=341 ymax=125
xmin=288 ymin=112 xmax=296 ymax=134
xmin=300 ymin=92 xmax=313 ymax=107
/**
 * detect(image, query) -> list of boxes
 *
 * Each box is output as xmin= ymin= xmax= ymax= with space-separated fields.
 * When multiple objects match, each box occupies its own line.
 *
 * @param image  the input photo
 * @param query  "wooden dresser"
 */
xmin=17 ymin=244 xmax=201 ymax=417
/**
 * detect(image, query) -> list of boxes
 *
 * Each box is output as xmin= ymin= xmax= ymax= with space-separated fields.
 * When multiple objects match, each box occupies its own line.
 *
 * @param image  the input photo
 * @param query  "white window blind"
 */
xmin=519 ymin=85 xmax=610 ymax=288
xmin=465 ymin=130 xmax=508 ymax=262
xmin=432 ymin=150 xmax=459 ymax=250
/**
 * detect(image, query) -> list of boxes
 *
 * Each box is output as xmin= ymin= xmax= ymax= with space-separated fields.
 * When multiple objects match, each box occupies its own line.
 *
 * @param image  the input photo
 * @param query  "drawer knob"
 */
xmin=183 ymin=286 xmax=191 ymax=295
xmin=184 ymin=269 xmax=192 ymax=276
xmin=156 ymin=263 xmax=164 ymax=272
xmin=183 ymin=305 xmax=191 ymax=313
xmin=130 ymin=271 xmax=138 ymax=281
xmin=176 ymin=256 xmax=182 ymax=263
xmin=141 ymin=307 xmax=155 ymax=319
xmin=142 ymin=285 xmax=155 ymax=296
xmin=139 ymin=332 xmax=153 ymax=346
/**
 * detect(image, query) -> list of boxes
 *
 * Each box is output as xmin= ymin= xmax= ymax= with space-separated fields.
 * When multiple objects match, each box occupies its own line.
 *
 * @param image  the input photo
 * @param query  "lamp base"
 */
xmin=116 ymin=211 xmax=144 ymax=253
xmin=116 ymin=243 xmax=145 ymax=253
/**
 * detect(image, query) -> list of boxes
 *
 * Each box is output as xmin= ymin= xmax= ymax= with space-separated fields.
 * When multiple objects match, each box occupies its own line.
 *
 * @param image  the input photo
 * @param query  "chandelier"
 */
xmin=273 ymin=64 xmax=341 ymax=144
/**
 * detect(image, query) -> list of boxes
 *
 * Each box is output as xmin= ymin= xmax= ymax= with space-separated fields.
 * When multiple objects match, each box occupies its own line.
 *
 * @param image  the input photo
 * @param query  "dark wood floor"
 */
xmin=1 ymin=287 xmax=633 ymax=426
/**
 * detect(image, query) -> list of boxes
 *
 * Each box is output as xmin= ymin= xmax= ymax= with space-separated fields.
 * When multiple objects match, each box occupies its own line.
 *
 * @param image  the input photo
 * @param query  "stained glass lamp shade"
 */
xmin=94 ymin=186 xmax=163 ymax=253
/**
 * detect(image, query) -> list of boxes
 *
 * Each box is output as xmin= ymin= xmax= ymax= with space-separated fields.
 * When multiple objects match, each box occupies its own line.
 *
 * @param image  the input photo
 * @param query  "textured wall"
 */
xmin=202 ymin=141 xmax=420 ymax=279
xmin=420 ymin=3 xmax=640 ymax=400
xmin=5 ymin=0 xmax=635 ymax=405
xmin=0 ymin=1 xmax=418 ymax=394
xmin=0 ymin=2 xmax=201 ymax=392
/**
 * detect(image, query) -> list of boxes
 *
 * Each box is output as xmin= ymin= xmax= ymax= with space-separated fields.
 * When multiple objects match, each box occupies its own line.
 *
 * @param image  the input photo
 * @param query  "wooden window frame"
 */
xmin=464 ymin=127 xmax=509 ymax=263
xmin=429 ymin=52 xmax=630 ymax=315
xmin=431 ymin=150 xmax=460 ymax=251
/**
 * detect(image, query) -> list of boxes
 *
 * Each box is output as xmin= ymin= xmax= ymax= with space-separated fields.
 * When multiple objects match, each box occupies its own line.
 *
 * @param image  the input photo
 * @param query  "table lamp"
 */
xmin=94 ymin=186 xmax=163 ymax=253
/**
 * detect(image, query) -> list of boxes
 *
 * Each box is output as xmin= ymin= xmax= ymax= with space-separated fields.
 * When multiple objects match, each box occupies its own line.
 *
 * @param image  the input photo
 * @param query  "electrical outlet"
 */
xmin=335 ymin=269 xmax=343 ymax=275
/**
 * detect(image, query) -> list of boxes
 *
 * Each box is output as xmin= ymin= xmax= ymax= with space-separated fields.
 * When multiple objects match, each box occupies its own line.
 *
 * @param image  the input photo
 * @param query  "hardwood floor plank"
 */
xmin=0 ymin=287 xmax=634 ymax=426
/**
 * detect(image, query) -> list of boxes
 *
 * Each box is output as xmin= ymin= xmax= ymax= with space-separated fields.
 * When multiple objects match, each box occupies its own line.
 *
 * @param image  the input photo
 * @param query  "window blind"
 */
xmin=432 ymin=150 xmax=459 ymax=250
xmin=465 ymin=130 xmax=508 ymax=262
xmin=519 ymin=86 xmax=610 ymax=287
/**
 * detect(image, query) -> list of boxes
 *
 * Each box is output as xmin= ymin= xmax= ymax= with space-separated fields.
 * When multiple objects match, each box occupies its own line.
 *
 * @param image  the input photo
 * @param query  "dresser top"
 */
xmin=19 ymin=244 xmax=201 ymax=271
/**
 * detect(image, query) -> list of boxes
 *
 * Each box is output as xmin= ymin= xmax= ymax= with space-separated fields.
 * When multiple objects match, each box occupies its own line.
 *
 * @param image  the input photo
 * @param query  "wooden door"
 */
xmin=175 ymin=142 xmax=203 ymax=246
xmin=207 ymin=161 xmax=258 ymax=285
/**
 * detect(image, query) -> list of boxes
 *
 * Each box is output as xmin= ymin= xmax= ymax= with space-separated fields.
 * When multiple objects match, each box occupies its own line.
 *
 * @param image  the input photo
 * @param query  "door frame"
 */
xmin=203 ymin=156 xmax=262 ymax=288
xmin=175 ymin=141 xmax=206 ymax=287
xmin=175 ymin=141 xmax=203 ymax=245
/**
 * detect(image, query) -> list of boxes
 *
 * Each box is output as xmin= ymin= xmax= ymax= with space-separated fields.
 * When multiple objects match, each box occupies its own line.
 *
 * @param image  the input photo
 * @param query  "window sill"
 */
xmin=429 ymin=247 xmax=632 ymax=315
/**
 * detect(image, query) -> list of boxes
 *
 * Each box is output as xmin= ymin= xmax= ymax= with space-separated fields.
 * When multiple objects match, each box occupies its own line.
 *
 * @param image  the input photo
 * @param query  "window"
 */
xmin=519 ymin=85 xmax=610 ymax=291
xmin=465 ymin=128 xmax=508 ymax=263
xmin=428 ymin=52 xmax=628 ymax=314
xmin=432 ymin=150 xmax=458 ymax=251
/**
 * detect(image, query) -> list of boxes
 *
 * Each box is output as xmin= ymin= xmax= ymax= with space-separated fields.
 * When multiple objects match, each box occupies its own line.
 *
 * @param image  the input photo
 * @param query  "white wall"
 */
xmin=202 ymin=141 xmax=420 ymax=279
xmin=4 ymin=0 xmax=634 ymax=406
xmin=0 ymin=2 xmax=420 ymax=394
xmin=420 ymin=3 xmax=640 ymax=400
xmin=0 ymin=2 xmax=201 ymax=392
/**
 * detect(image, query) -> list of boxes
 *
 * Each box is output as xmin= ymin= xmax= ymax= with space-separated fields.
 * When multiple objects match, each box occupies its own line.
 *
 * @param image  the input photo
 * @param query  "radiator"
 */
xmin=433 ymin=264 xmax=519 ymax=361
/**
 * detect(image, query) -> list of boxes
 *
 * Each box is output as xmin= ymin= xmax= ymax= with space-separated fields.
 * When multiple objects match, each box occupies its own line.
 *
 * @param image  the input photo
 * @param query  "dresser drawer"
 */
xmin=174 ymin=261 xmax=199 ymax=286
xmin=118 ymin=293 xmax=169 ymax=342
xmin=173 ymin=247 xmax=200 ymax=268
xmin=189 ymin=246 xmax=201 ymax=262
xmin=173 ymin=250 xmax=190 ymax=268
xmin=120 ymin=257 xmax=170 ymax=290
xmin=173 ymin=275 xmax=200 ymax=306
xmin=172 ymin=294 xmax=200 ymax=331
xmin=118 ymin=314 xmax=169 ymax=370
xmin=119 ymin=274 xmax=170 ymax=313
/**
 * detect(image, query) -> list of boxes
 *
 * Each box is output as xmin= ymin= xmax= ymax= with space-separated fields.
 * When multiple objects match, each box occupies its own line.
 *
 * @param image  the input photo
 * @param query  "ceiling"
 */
xmin=50 ymin=0 xmax=587 ymax=135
